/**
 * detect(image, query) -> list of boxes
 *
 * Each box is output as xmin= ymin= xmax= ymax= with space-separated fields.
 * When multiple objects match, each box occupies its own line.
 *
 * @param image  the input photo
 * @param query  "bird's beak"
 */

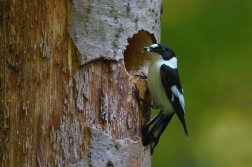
xmin=141 ymin=46 xmax=152 ymax=53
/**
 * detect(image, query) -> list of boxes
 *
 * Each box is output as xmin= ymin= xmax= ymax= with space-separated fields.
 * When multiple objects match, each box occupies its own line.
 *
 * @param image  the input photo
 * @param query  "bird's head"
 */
xmin=142 ymin=43 xmax=176 ymax=61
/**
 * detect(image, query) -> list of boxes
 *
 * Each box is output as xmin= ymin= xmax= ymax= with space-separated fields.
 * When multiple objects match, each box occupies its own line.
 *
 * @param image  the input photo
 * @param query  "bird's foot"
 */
xmin=135 ymin=72 xmax=147 ymax=80
xmin=133 ymin=83 xmax=156 ymax=108
xmin=133 ymin=83 xmax=142 ymax=107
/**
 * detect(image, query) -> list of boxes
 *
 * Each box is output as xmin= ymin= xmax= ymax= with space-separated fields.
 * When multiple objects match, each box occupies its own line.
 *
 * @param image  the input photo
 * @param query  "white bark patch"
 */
xmin=68 ymin=0 xmax=162 ymax=65
xmin=70 ymin=127 xmax=151 ymax=167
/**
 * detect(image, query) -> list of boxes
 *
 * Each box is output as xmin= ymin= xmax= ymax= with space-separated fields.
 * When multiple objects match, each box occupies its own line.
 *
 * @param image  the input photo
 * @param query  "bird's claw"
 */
xmin=133 ymin=83 xmax=142 ymax=107
xmin=132 ymin=83 xmax=157 ymax=109
xmin=135 ymin=72 xmax=147 ymax=80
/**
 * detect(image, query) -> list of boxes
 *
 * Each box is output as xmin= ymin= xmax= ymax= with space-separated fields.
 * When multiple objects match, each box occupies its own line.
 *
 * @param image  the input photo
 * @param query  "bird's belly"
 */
xmin=147 ymin=63 xmax=174 ymax=114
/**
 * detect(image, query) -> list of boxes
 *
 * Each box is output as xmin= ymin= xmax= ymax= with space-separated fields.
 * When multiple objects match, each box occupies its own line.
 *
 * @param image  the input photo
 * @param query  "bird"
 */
xmin=141 ymin=43 xmax=188 ymax=154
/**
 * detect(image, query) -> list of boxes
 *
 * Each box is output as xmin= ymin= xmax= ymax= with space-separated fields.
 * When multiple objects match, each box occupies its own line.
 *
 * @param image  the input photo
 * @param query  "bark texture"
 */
xmin=0 ymin=0 xmax=161 ymax=166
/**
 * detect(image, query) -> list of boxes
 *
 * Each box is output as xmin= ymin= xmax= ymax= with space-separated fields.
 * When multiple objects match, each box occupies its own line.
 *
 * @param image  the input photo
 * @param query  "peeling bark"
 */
xmin=0 ymin=0 xmax=161 ymax=166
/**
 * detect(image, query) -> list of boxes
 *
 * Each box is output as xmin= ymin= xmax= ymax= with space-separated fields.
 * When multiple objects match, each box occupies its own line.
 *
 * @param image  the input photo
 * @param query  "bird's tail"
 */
xmin=142 ymin=111 xmax=174 ymax=154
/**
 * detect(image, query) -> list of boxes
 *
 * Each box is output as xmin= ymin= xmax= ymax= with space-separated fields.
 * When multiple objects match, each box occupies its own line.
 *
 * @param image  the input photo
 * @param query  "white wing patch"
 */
xmin=171 ymin=85 xmax=185 ymax=113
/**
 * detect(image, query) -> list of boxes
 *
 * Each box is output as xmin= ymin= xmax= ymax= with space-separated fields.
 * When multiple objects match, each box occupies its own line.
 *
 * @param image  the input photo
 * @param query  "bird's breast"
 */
xmin=147 ymin=61 xmax=174 ymax=114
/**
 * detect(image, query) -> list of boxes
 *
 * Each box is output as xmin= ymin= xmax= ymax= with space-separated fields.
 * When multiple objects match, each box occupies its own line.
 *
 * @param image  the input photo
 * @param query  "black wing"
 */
xmin=160 ymin=64 xmax=188 ymax=137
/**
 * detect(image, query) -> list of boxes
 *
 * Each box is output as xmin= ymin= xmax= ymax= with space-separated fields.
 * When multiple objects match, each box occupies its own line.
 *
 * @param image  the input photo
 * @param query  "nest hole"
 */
xmin=124 ymin=30 xmax=156 ymax=75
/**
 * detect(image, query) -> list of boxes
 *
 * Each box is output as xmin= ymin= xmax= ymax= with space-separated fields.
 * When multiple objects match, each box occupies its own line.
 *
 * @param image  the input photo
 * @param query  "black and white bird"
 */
xmin=141 ymin=43 xmax=188 ymax=154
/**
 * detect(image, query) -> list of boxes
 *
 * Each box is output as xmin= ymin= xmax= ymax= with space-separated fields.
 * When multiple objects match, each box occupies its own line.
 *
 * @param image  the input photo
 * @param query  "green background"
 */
xmin=152 ymin=0 xmax=252 ymax=166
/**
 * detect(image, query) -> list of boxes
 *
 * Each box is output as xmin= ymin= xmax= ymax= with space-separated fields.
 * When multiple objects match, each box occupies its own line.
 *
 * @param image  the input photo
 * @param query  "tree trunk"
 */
xmin=0 ymin=0 xmax=161 ymax=166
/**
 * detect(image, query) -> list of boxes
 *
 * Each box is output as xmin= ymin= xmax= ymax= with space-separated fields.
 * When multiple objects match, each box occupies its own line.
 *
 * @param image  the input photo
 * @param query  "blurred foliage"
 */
xmin=152 ymin=0 xmax=252 ymax=167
